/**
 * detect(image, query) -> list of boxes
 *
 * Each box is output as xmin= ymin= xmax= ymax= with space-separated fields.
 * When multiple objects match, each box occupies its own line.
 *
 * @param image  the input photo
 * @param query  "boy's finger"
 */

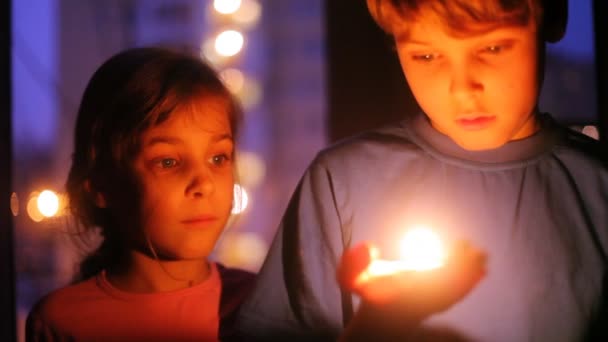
xmin=338 ymin=243 xmax=374 ymax=291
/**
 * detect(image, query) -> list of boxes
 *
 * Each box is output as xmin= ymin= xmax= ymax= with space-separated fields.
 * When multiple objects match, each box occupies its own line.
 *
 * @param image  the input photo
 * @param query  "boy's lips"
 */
xmin=455 ymin=115 xmax=496 ymax=130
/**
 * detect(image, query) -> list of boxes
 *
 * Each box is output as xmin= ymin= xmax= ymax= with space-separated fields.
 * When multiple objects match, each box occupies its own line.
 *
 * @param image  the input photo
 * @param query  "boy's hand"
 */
xmin=338 ymin=241 xmax=486 ymax=323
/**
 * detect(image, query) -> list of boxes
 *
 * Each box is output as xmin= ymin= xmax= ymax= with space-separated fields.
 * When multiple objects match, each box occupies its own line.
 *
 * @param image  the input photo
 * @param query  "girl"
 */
xmin=26 ymin=47 xmax=254 ymax=341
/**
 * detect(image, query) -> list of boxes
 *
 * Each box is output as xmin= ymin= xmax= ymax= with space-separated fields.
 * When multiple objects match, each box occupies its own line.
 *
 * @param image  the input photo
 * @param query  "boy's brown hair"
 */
xmin=366 ymin=0 xmax=567 ymax=42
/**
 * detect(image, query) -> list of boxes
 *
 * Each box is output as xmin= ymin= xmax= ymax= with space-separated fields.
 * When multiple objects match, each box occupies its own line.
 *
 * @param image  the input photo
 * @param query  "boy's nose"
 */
xmin=449 ymin=67 xmax=483 ymax=98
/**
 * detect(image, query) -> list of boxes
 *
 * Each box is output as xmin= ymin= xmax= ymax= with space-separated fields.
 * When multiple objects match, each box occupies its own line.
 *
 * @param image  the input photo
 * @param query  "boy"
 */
xmin=237 ymin=0 xmax=608 ymax=340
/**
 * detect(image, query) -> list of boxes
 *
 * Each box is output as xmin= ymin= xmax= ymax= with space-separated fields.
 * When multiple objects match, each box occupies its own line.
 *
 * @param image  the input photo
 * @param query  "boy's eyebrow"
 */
xmin=400 ymin=38 xmax=430 ymax=46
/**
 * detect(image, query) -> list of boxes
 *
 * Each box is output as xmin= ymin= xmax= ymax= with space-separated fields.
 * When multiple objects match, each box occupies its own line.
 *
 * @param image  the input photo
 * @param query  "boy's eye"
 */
xmin=482 ymin=42 xmax=512 ymax=55
xmin=485 ymin=45 xmax=502 ymax=54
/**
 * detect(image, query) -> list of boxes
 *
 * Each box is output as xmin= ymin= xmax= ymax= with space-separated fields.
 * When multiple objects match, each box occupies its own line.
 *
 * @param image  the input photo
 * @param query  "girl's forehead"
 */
xmin=150 ymin=98 xmax=232 ymax=136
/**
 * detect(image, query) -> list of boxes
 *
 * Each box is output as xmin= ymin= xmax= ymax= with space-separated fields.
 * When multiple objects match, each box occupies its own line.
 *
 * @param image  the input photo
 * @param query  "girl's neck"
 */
xmin=106 ymin=251 xmax=212 ymax=293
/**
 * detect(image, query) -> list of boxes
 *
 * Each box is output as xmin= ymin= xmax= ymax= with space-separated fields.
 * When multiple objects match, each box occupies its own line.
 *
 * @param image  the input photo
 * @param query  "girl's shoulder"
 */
xmin=25 ymin=277 xmax=101 ymax=337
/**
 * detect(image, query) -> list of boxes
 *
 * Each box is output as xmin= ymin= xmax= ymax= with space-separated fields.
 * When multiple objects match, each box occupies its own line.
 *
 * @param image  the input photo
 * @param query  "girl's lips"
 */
xmin=181 ymin=216 xmax=218 ymax=224
xmin=455 ymin=116 xmax=496 ymax=130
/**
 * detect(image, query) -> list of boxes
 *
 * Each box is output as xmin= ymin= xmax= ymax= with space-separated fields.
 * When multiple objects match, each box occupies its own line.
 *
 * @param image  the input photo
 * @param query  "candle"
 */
xmin=356 ymin=226 xmax=446 ymax=284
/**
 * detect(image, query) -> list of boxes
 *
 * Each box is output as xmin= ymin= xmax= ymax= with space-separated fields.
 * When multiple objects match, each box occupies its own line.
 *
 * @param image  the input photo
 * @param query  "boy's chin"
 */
xmin=452 ymin=137 xmax=507 ymax=151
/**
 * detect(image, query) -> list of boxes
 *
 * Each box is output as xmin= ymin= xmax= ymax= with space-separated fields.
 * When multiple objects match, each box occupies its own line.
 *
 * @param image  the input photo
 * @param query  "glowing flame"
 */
xmin=356 ymin=227 xmax=446 ymax=284
xmin=399 ymin=227 xmax=446 ymax=271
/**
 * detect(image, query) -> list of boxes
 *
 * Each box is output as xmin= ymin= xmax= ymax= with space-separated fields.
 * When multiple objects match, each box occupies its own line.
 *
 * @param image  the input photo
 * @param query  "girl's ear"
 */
xmin=84 ymin=179 xmax=107 ymax=208
xmin=543 ymin=0 xmax=568 ymax=43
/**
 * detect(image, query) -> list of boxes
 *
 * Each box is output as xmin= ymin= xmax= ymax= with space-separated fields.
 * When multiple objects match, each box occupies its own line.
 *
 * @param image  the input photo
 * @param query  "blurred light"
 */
xmin=37 ymin=189 xmax=60 ymax=217
xmin=216 ymin=231 xmax=268 ymax=272
xmin=399 ymin=227 xmax=445 ymax=271
xmin=215 ymin=30 xmax=244 ymax=57
xmin=219 ymin=68 xmax=245 ymax=94
xmin=237 ymin=77 xmax=262 ymax=109
xmin=214 ymin=0 xmax=242 ymax=14
xmin=236 ymin=151 xmax=266 ymax=188
xmin=10 ymin=192 xmax=19 ymax=216
xmin=357 ymin=226 xmax=446 ymax=284
xmin=232 ymin=0 xmax=262 ymax=27
xmin=26 ymin=192 xmax=44 ymax=222
xmin=231 ymin=184 xmax=249 ymax=214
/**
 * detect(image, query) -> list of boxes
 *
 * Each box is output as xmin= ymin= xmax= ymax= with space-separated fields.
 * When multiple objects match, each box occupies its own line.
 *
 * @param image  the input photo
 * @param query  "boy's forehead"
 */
xmin=389 ymin=3 xmax=536 ymax=41
xmin=395 ymin=14 xmax=532 ymax=43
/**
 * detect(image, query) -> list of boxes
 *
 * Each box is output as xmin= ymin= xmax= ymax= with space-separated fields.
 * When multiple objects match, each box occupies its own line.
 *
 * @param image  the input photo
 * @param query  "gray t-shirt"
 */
xmin=237 ymin=113 xmax=608 ymax=341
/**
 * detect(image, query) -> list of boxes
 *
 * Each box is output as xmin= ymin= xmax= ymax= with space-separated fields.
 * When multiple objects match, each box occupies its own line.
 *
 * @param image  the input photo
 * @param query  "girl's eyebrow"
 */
xmin=213 ymin=133 xmax=233 ymax=143
xmin=146 ymin=136 xmax=183 ymax=146
xmin=145 ymin=133 xmax=233 ymax=147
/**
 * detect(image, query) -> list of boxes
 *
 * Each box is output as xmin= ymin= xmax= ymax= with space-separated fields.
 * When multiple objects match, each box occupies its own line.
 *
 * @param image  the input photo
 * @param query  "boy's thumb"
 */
xmin=338 ymin=243 xmax=374 ymax=291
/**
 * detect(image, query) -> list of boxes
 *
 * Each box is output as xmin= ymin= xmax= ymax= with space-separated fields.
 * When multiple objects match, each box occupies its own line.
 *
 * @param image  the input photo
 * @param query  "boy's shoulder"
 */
xmin=553 ymin=121 xmax=607 ymax=168
xmin=314 ymin=119 xmax=418 ymax=164
xmin=216 ymin=263 xmax=256 ymax=340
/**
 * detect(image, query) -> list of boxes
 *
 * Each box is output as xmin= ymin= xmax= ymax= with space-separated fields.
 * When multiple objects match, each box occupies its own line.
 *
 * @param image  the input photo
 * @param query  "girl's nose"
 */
xmin=186 ymin=167 xmax=215 ymax=198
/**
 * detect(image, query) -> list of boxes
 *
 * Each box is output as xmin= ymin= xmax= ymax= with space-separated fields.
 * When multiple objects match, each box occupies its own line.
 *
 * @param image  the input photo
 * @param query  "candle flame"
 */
xmin=356 ymin=227 xmax=446 ymax=284
xmin=399 ymin=227 xmax=445 ymax=271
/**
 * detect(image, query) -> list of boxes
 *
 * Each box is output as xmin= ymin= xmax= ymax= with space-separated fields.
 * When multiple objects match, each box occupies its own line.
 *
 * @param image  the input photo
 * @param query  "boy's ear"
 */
xmin=542 ymin=0 xmax=568 ymax=43
xmin=84 ymin=179 xmax=107 ymax=208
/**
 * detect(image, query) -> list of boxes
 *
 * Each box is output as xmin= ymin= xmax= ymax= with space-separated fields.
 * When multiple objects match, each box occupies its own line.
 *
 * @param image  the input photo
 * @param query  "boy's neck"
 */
xmin=106 ymin=252 xmax=212 ymax=293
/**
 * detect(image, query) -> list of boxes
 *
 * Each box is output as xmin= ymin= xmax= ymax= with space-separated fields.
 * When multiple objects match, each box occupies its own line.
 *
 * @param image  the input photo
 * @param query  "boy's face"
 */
xmin=395 ymin=15 xmax=541 ymax=150
xmin=129 ymin=100 xmax=234 ymax=261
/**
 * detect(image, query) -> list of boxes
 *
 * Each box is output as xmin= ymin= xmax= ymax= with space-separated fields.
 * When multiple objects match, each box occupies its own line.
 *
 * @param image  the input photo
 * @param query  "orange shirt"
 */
xmin=27 ymin=263 xmax=224 ymax=341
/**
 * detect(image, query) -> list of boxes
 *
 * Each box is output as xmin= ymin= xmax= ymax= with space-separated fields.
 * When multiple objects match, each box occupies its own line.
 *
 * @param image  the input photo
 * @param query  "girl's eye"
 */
xmin=210 ymin=153 xmax=231 ymax=166
xmin=157 ymin=158 xmax=178 ymax=169
xmin=485 ymin=45 xmax=502 ymax=54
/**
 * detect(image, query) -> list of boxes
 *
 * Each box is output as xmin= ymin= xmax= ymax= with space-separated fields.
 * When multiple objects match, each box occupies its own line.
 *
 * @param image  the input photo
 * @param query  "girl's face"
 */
xmin=129 ymin=99 xmax=234 ymax=261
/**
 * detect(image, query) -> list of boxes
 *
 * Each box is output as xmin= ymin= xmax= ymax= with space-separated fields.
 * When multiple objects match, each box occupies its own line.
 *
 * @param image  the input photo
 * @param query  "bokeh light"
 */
xmin=237 ymin=77 xmax=262 ymax=109
xmin=216 ymin=231 xmax=268 ymax=272
xmin=37 ymin=190 xmax=60 ymax=218
xmin=231 ymin=184 xmax=249 ymax=215
xmin=215 ymin=30 xmax=244 ymax=57
xmin=26 ymin=192 xmax=44 ymax=222
xmin=236 ymin=151 xmax=266 ymax=188
xmin=232 ymin=0 xmax=262 ymax=27
xmin=213 ymin=0 xmax=242 ymax=14
xmin=10 ymin=192 xmax=19 ymax=216
xmin=219 ymin=68 xmax=245 ymax=94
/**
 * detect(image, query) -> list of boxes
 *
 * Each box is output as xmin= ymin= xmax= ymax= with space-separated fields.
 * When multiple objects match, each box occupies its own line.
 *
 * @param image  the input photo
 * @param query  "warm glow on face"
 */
xmin=356 ymin=227 xmax=446 ymax=284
